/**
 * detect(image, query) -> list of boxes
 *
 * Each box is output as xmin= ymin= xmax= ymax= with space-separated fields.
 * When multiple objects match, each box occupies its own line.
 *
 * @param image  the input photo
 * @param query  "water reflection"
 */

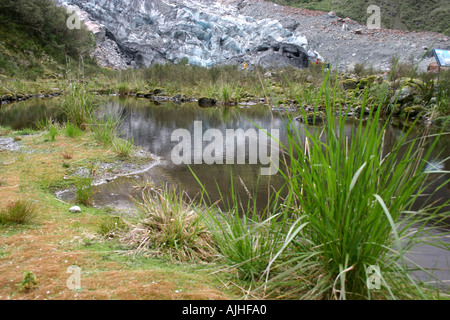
xmin=0 ymin=98 xmax=63 ymax=129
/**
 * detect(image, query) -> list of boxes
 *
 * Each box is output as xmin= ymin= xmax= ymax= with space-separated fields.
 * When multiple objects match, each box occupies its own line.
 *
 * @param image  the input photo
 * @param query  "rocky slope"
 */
xmin=57 ymin=0 xmax=450 ymax=72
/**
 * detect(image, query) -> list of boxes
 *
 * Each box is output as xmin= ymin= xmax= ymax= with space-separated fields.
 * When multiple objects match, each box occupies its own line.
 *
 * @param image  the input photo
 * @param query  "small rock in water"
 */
xmin=69 ymin=206 xmax=81 ymax=213
xmin=198 ymin=98 xmax=217 ymax=108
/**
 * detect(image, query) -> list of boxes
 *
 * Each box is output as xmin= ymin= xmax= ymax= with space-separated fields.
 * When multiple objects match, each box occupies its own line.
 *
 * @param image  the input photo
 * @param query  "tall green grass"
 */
xmin=74 ymin=177 xmax=95 ymax=207
xmin=90 ymin=114 xmax=121 ymax=147
xmin=192 ymin=71 xmax=449 ymax=300
xmin=191 ymin=173 xmax=294 ymax=282
xmin=61 ymin=83 xmax=95 ymax=130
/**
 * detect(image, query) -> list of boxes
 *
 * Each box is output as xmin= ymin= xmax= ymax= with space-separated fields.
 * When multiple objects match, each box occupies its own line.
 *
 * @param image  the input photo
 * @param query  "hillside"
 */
xmin=267 ymin=0 xmax=450 ymax=36
xmin=0 ymin=0 xmax=95 ymax=80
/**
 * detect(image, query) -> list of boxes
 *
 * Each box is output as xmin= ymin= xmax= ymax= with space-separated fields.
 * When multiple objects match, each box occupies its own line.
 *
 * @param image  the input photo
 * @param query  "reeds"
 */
xmin=61 ymin=82 xmax=95 ymax=130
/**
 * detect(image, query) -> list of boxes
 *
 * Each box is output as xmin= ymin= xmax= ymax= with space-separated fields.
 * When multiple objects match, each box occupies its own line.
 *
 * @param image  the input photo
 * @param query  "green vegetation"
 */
xmin=0 ymin=200 xmax=38 ymax=225
xmin=0 ymin=0 xmax=95 ymax=79
xmin=64 ymin=122 xmax=83 ymax=138
xmin=61 ymin=83 xmax=96 ymax=130
xmin=112 ymin=137 xmax=134 ymax=159
xmin=97 ymin=216 xmax=128 ymax=239
xmin=267 ymin=0 xmax=450 ymax=35
xmin=190 ymin=73 xmax=449 ymax=299
xmin=18 ymin=271 xmax=38 ymax=293
xmin=74 ymin=177 xmax=96 ymax=207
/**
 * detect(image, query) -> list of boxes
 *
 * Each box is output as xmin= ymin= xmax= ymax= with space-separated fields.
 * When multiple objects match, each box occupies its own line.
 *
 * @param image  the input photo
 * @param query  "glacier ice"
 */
xmin=56 ymin=0 xmax=322 ymax=69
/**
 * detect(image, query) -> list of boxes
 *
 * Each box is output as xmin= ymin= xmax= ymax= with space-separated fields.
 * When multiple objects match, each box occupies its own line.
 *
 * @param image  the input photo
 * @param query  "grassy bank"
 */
xmin=0 ymin=123 xmax=237 ymax=299
xmin=2 ymin=59 xmax=449 ymax=127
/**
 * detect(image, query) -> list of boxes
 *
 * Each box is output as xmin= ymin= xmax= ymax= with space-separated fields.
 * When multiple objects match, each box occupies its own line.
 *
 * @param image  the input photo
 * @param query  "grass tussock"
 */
xmin=61 ymin=83 xmax=95 ymax=130
xmin=123 ymin=186 xmax=216 ymax=262
xmin=98 ymin=216 xmax=128 ymax=239
xmin=0 ymin=200 xmax=38 ymax=225
xmin=74 ymin=177 xmax=96 ymax=207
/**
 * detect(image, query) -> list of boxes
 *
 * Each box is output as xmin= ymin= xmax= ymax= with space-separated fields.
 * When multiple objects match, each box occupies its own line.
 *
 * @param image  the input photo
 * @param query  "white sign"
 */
xmin=433 ymin=49 xmax=450 ymax=67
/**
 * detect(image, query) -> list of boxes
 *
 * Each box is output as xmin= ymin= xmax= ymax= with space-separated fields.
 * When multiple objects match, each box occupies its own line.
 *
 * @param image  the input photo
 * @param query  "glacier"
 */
xmin=57 ymin=0 xmax=323 ymax=69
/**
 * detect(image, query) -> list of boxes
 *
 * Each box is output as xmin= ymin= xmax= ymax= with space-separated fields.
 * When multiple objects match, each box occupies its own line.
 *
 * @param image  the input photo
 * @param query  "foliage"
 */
xmin=0 ymin=0 xmax=95 ymax=61
xmin=18 ymin=271 xmax=38 ymax=293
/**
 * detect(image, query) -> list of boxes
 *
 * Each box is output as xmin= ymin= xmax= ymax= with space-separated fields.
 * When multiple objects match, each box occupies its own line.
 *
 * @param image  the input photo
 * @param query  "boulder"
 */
xmin=403 ymin=105 xmax=423 ymax=118
xmin=390 ymin=86 xmax=417 ymax=105
xmin=342 ymin=78 xmax=359 ymax=90
xmin=295 ymin=111 xmax=326 ymax=126
xmin=69 ymin=206 xmax=82 ymax=213
xmin=198 ymin=98 xmax=217 ymax=108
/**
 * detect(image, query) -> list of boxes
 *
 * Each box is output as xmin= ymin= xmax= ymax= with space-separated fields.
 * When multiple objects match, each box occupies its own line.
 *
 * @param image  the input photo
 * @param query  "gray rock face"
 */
xmin=56 ymin=0 xmax=321 ymax=69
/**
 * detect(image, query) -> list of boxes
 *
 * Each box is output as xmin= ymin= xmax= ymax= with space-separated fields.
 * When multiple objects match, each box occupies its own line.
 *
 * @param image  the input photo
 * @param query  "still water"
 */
xmin=1 ymin=96 xmax=449 ymax=288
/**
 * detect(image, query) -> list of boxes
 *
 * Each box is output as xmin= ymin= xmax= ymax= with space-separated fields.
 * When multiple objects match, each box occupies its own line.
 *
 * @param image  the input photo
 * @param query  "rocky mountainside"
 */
xmin=57 ymin=0 xmax=450 ymax=72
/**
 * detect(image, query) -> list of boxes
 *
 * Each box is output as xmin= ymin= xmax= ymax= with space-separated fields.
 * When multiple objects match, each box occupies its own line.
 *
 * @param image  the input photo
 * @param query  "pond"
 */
xmin=1 ymin=96 xmax=449 ymax=288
